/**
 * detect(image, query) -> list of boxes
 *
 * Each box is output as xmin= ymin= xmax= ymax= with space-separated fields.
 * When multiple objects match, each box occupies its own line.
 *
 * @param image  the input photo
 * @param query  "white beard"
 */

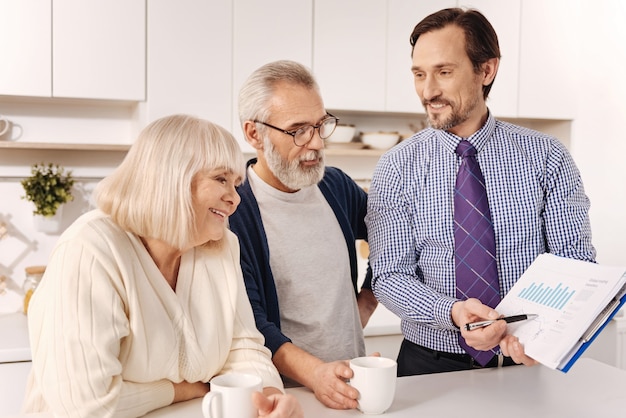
xmin=263 ymin=137 xmax=325 ymax=190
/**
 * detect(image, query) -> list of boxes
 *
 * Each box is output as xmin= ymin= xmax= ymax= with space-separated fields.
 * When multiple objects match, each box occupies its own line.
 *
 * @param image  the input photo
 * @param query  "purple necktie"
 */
xmin=454 ymin=140 xmax=500 ymax=366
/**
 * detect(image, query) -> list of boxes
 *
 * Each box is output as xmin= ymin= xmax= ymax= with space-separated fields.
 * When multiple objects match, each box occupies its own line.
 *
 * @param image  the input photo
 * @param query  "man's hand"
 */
xmin=452 ymin=298 xmax=539 ymax=366
xmin=309 ymin=360 xmax=358 ymax=409
xmin=499 ymin=335 xmax=539 ymax=366
xmin=452 ymin=298 xmax=505 ymax=351
xmin=273 ymin=343 xmax=360 ymax=410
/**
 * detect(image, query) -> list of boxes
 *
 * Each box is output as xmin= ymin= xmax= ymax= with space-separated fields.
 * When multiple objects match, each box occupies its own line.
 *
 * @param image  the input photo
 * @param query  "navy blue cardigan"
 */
xmin=229 ymin=159 xmax=372 ymax=355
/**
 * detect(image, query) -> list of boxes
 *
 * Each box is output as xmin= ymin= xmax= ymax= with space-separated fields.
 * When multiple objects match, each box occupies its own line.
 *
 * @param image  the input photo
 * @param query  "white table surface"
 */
xmin=6 ymin=358 xmax=625 ymax=418
xmin=144 ymin=358 xmax=626 ymax=418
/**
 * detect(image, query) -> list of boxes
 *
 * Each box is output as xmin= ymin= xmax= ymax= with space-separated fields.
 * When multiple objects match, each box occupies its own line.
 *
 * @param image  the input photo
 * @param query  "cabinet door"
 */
xmin=146 ymin=0 xmax=232 ymax=131
xmin=0 ymin=0 xmax=51 ymax=97
xmin=232 ymin=0 xmax=313 ymax=152
xmin=313 ymin=0 xmax=386 ymax=112
xmin=462 ymin=0 xmax=521 ymax=118
xmin=53 ymin=0 xmax=146 ymax=101
xmin=0 ymin=361 xmax=31 ymax=416
xmin=518 ymin=0 xmax=577 ymax=120
xmin=386 ymin=0 xmax=456 ymax=114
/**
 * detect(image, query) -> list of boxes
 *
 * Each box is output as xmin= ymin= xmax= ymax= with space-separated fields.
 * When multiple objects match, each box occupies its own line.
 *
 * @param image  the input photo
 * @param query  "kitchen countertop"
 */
xmin=4 ymin=359 xmax=625 ymax=417
xmin=0 ymin=313 xmax=31 ymax=363
xmin=138 ymin=358 xmax=626 ymax=417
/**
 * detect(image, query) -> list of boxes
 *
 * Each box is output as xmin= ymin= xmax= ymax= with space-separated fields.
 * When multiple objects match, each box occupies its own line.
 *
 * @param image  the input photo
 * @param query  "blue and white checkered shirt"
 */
xmin=365 ymin=113 xmax=596 ymax=354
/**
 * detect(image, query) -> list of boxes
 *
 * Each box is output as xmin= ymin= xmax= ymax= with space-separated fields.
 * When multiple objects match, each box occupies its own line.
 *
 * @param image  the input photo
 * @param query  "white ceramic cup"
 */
xmin=349 ymin=356 xmax=397 ymax=414
xmin=202 ymin=372 xmax=263 ymax=418
xmin=0 ymin=116 xmax=9 ymax=137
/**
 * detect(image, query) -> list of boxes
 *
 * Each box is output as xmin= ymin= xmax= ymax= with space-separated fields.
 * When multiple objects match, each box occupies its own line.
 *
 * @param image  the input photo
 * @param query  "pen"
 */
xmin=465 ymin=314 xmax=538 ymax=331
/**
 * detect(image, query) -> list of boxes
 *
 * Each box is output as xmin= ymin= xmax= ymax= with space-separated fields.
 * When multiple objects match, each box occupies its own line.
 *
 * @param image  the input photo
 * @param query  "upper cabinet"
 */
xmin=0 ymin=0 xmax=145 ymax=101
xmin=0 ymin=1 xmax=52 ymax=97
xmin=460 ymin=0 xmax=521 ymax=119
xmin=145 ymin=0 xmax=232 ymax=130
xmin=386 ymin=0 xmax=457 ymax=114
xmin=517 ymin=0 xmax=577 ymax=120
xmin=232 ymin=0 xmax=313 ymax=151
xmin=313 ymin=0 xmax=575 ymax=120
xmin=313 ymin=0 xmax=387 ymax=112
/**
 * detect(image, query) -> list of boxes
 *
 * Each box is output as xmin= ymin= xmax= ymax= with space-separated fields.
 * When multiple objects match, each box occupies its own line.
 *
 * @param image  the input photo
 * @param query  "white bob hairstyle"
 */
xmin=94 ymin=114 xmax=245 ymax=250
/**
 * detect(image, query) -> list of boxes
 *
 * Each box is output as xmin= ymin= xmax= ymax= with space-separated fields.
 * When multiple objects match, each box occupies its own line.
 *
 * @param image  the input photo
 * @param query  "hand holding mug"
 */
xmin=349 ymin=356 xmax=397 ymax=414
xmin=202 ymin=373 xmax=262 ymax=418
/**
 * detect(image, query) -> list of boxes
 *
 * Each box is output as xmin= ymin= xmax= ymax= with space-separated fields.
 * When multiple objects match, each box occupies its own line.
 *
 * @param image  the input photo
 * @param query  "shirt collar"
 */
xmin=434 ymin=111 xmax=496 ymax=154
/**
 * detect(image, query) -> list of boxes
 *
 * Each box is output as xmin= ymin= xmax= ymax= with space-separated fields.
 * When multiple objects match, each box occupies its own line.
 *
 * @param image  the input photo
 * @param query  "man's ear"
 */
xmin=482 ymin=57 xmax=499 ymax=86
xmin=243 ymin=120 xmax=264 ymax=150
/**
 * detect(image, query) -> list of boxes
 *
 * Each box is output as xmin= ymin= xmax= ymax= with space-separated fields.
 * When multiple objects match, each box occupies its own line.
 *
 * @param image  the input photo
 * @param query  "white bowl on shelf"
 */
xmin=326 ymin=124 xmax=356 ymax=143
xmin=360 ymin=131 xmax=400 ymax=150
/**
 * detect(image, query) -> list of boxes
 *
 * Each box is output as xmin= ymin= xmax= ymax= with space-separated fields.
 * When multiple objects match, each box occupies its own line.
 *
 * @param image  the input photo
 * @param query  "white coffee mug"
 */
xmin=0 ymin=116 xmax=9 ymax=137
xmin=349 ymin=356 xmax=397 ymax=414
xmin=202 ymin=372 xmax=263 ymax=418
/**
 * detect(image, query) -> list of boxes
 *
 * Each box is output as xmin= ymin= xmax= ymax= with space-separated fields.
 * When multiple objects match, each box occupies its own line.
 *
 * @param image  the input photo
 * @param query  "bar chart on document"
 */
xmin=496 ymin=254 xmax=626 ymax=369
xmin=517 ymin=282 xmax=575 ymax=310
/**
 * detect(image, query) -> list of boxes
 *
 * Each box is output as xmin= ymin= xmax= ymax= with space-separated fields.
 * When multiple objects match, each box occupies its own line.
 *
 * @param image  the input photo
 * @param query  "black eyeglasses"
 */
xmin=254 ymin=113 xmax=339 ymax=147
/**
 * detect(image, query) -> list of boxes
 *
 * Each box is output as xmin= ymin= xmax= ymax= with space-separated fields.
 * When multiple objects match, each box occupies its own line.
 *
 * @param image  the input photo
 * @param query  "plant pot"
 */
xmin=33 ymin=207 xmax=63 ymax=234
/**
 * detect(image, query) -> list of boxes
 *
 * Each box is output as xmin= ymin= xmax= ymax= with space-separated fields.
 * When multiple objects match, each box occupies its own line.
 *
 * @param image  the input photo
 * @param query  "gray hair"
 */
xmin=94 ymin=114 xmax=245 ymax=250
xmin=238 ymin=60 xmax=320 ymax=128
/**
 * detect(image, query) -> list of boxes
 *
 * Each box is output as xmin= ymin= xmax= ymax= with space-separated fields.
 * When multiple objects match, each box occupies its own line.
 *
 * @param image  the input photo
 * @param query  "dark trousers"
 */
xmin=396 ymin=338 xmax=518 ymax=376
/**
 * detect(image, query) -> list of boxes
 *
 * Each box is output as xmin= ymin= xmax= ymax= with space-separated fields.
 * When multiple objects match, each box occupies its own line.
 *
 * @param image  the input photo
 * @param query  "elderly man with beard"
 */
xmin=229 ymin=60 xmax=378 ymax=411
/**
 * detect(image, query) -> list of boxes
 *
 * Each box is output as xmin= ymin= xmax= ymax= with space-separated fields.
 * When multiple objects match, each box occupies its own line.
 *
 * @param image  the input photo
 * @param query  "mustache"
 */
xmin=422 ymin=96 xmax=451 ymax=107
xmin=298 ymin=149 xmax=322 ymax=162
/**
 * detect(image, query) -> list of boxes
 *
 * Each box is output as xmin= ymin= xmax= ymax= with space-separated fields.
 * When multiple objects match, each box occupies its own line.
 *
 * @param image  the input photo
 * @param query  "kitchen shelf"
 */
xmin=0 ymin=141 xmax=387 ymax=156
xmin=0 ymin=142 xmax=131 ymax=152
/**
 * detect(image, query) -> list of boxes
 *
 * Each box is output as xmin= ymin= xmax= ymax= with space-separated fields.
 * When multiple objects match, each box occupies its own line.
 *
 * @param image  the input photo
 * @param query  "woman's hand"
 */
xmin=172 ymin=381 xmax=209 ymax=403
xmin=252 ymin=387 xmax=303 ymax=418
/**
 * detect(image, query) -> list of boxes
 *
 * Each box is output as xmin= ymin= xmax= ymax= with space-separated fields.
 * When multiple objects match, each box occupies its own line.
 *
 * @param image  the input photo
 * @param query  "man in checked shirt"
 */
xmin=366 ymin=7 xmax=595 ymax=375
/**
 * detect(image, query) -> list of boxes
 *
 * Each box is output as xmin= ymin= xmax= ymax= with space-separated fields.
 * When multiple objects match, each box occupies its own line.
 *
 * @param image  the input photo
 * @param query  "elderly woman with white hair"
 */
xmin=22 ymin=114 xmax=302 ymax=418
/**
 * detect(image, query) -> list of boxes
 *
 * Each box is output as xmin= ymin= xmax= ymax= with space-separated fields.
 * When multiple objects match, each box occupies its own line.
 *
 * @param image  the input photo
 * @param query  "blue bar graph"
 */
xmin=518 ymin=282 xmax=575 ymax=310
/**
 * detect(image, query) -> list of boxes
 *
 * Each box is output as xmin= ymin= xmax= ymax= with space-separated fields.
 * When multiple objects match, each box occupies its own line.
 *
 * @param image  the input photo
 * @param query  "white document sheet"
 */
xmin=495 ymin=253 xmax=626 ymax=370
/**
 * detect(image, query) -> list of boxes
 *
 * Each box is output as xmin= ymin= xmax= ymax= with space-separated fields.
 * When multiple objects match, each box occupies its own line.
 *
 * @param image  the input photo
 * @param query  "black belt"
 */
xmin=411 ymin=341 xmax=516 ymax=369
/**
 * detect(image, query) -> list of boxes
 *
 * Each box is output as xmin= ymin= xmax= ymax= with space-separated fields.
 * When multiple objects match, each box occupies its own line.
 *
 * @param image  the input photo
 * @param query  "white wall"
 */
xmin=571 ymin=0 xmax=626 ymax=266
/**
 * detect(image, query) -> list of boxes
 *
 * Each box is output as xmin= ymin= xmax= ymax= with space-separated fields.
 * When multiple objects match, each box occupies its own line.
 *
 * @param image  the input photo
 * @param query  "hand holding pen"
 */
xmin=465 ymin=314 xmax=538 ymax=331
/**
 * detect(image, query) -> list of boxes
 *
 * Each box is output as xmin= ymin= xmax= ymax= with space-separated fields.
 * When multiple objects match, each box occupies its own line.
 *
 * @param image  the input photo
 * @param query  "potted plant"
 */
xmin=21 ymin=163 xmax=75 ymax=233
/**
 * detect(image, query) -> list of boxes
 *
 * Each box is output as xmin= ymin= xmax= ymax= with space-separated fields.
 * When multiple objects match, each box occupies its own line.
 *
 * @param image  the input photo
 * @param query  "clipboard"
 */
xmin=558 ymin=291 xmax=626 ymax=372
xmin=495 ymin=254 xmax=626 ymax=372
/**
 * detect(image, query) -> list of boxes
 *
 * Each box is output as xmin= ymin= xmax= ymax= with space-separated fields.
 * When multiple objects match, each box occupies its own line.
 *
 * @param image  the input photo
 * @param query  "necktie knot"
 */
xmin=456 ymin=140 xmax=476 ymax=158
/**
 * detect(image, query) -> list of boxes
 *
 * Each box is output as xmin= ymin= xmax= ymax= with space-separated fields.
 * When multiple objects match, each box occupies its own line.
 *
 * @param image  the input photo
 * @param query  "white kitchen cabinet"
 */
xmin=0 ymin=313 xmax=32 ymax=416
xmin=145 ymin=0 xmax=232 ymax=130
xmin=0 ymin=0 xmax=52 ymax=97
xmin=386 ymin=0 xmax=456 ymax=114
xmin=53 ymin=0 xmax=145 ymax=101
xmin=232 ymin=0 xmax=313 ymax=151
xmin=518 ymin=0 xmax=578 ymax=120
xmin=461 ymin=0 xmax=521 ymax=118
xmin=0 ymin=0 xmax=145 ymax=101
xmin=313 ymin=0 xmax=387 ymax=112
xmin=0 ymin=361 xmax=31 ymax=416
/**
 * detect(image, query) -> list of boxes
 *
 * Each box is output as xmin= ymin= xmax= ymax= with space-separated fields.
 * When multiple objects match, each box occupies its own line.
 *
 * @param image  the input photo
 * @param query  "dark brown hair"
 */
xmin=410 ymin=8 xmax=501 ymax=99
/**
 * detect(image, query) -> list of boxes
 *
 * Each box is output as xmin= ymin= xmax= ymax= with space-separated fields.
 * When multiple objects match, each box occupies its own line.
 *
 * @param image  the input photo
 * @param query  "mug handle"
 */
xmin=0 ymin=118 xmax=9 ymax=137
xmin=201 ymin=392 xmax=222 ymax=418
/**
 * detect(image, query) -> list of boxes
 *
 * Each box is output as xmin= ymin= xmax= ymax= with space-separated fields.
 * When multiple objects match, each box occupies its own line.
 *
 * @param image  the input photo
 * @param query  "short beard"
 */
xmin=424 ymin=89 xmax=481 ymax=131
xmin=263 ymin=136 xmax=325 ymax=191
